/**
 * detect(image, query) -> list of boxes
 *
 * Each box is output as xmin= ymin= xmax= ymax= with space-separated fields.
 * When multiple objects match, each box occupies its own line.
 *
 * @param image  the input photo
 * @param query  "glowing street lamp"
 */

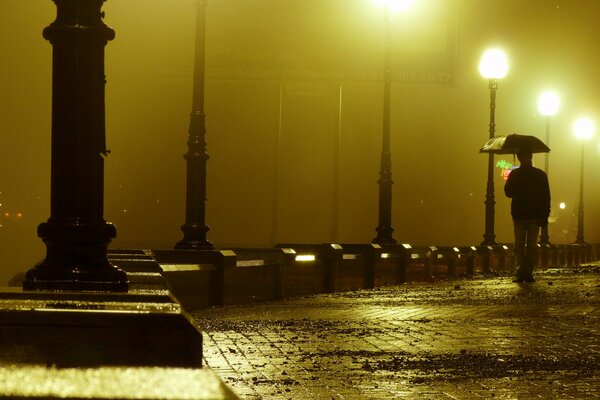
xmin=538 ymin=91 xmax=560 ymax=114
xmin=537 ymin=90 xmax=560 ymax=245
xmin=574 ymin=117 xmax=594 ymax=140
xmin=479 ymin=49 xmax=509 ymax=80
xmin=479 ymin=48 xmax=508 ymax=246
xmin=573 ymin=117 xmax=594 ymax=244
xmin=372 ymin=0 xmax=413 ymax=244
xmin=538 ymin=91 xmax=560 ymax=172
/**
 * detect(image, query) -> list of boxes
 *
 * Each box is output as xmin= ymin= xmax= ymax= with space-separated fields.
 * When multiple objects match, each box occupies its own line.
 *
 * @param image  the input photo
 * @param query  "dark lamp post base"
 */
xmin=372 ymin=231 xmax=397 ymax=245
xmin=23 ymin=221 xmax=128 ymax=292
xmin=175 ymin=224 xmax=213 ymax=250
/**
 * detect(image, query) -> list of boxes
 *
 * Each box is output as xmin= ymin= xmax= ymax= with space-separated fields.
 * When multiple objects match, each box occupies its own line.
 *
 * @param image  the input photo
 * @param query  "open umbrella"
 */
xmin=479 ymin=133 xmax=550 ymax=154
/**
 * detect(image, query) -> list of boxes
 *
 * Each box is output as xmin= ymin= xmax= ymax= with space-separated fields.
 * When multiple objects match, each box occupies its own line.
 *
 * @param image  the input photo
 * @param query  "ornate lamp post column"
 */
xmin=175 ymin=0 xmax=214 ymax=250
xmin=372 ymin=2 xmax=396 ymax=245
xmin=573 ymin=117 xmax=594 ymax=244
xmin=478 ymin=49 xmax=508 ymax=246
xmin=537 ymin=90 xmax=559 ymax=245
xmin=372 ymin=0 xmax=413 ymax=244
xmin=23 ymin=0 xmax=128 ymax=291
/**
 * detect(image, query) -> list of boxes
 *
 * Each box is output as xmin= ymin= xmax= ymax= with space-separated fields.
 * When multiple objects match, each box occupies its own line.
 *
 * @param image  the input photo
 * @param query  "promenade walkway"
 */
xmin=195 ymin=264 xmax=600 ymax=399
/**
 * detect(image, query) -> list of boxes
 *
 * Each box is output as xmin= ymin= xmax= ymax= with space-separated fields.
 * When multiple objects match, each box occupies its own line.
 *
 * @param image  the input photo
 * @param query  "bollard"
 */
xmin=557 ymin=245 xmax=566 ymax=266
xmin=277 ymin=248 xmax=296 ymax=299
xmin=375 ymin=244 xmax=406 ymax=285
xmin=464 ymin=246 xmax=476 ymax=276
xmin=495 ymin=245 xmax=508 ymax=272
xmin=426 ymin=246 xmax=438 ymax=280
xmin=479 ymin=246 xmax=492 ymax=274
xmin=340 ymin=244 xmax=382 ymax=290
xmin=323 ymin=244 xmax=344 ymax=293
xmin=548 ymin=244 xmax=558 ymax=267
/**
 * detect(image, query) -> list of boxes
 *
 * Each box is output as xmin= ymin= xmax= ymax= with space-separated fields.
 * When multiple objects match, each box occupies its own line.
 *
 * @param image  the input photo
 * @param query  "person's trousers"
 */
xmin=513 ymin=219 xmax=541 ymax=279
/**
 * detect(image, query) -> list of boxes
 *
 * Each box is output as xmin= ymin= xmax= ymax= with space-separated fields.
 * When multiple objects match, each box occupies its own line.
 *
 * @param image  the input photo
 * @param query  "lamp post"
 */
xmin=372 ymin=0 xmax=413 ymax=245
xmin=479 ymin=48 xmax=508 ymax=246
xmin=573 ymin=117 xmax=594 ymax=244
xmin=175 ymin=0 xmax=214 ymax=250
xmin=537 ymin=90 xmax=560 ymax=245
xmin=23 ymin=0 xmax=128 ymax=291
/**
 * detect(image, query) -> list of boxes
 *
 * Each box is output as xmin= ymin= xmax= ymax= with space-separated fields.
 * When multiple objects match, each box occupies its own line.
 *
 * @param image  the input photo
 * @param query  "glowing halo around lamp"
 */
xmin=574 ymin=117 xmax=594 ymax=140
xmin=479 ymin=48 xmax=509 ymax=80
xmin=538 ymin=91 xmax=560 ymax=117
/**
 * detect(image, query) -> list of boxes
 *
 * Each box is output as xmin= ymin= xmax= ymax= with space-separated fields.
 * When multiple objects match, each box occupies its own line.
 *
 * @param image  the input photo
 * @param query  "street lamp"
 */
xmin=175 ymin=0 xmax=214 ymax=250
xmin=372 ymin=0 xmax=413 ymax=245
xmin=573 ymin=117 xmax=594 ymax=244
xmin=479 ymin=48 xmax=508 ymax=246
xmin=372 ymin=0 xmax=412 ymax=244
xmin=537 ymin=90 xmax=560 ymax=245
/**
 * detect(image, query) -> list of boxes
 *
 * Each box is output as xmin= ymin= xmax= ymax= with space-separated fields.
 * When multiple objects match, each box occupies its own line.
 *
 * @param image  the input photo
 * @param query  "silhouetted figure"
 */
xmin=504 ymin=150 xmax=550 ymax=282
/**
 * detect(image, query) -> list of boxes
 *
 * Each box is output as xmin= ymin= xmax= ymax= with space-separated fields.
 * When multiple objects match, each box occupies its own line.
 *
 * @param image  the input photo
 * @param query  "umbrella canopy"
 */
xmin=479 ymin=134 xmax=550 ymax=154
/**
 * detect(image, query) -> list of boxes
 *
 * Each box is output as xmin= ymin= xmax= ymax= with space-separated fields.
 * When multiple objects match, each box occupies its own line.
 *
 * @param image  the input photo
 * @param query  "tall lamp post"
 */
xmin=372 ymin=0 xmax=413 ymax=245
xmin=23 ymin=0 xmax=128 ymax=291
xmin=573 ymin=117 xmax=594 ymax=244
xmin=175 ymin=0 xmax=214 ymax=250
xmin=537 ymin=90 xmax=560 ymax=245
xmin=479 ymin=48 xmax=508 ymax=246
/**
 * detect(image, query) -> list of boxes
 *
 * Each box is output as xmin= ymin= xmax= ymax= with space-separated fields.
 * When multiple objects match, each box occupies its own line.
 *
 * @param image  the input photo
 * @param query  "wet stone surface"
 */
xmin=194 ymin=266 xmax=600 ymax=399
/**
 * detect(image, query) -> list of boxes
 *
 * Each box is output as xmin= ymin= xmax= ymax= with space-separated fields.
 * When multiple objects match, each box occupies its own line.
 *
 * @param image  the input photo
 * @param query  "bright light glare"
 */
xmin=559 ymin=202 xmax=566 ymax=210
xmin=573 ymin=117 xmax=594 ymax=140
xmin=375 ymin=0 xmax=415 ymax=13
xmin=538 ymin=91 xmax=560 ymax=116
xmin=479 ymin=49 xmax=509 ymax=79
xmin=295 ymin=254 xmax=315 ymax=262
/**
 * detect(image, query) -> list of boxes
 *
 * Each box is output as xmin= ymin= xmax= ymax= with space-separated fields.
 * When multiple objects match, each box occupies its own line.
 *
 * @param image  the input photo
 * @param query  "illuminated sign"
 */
xmin=496 ymin=160 xmax=516 ymax=181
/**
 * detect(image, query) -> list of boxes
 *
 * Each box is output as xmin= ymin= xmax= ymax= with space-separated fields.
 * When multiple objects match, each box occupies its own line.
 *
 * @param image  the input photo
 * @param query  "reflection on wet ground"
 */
xmin=195 ymin=266 xmax=600 ymax=399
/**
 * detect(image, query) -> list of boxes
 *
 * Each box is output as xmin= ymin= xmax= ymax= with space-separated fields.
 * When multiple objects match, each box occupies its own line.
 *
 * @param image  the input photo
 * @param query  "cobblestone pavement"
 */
xmin=194 ymin=265 xmax=600 ymax=399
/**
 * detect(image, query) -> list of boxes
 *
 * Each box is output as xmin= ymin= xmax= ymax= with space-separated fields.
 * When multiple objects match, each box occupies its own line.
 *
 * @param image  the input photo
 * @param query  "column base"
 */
xmin=25 ymin=221 xmax=128 ymax=292
xmin=176 ymin=224 xmax=214 ymax=250
xmin=372 ymin=227 xmax=397 ymax=245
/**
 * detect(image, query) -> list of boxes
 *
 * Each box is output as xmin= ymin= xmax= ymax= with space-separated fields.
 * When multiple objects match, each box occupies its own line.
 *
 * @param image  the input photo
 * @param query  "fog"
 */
xmin=1 ymin=0 xmax=599 ymax=284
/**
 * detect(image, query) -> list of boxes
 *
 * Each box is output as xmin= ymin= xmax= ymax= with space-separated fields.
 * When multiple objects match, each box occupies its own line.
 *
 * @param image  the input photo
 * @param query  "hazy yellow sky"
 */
xmin=1 ymin=0 xmax=599 ymax=283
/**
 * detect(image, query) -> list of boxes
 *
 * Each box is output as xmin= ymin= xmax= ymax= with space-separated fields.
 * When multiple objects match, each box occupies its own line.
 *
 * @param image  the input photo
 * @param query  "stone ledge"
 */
xmin=0 ymin=366 xmax=238 ymax=399
xmin=0 ymin=289 xmax=203 ymax=368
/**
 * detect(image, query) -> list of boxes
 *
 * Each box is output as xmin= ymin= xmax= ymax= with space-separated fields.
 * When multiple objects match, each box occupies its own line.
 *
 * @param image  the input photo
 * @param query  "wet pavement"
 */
xmin=194 ymin=264 xmax=600 ymax=399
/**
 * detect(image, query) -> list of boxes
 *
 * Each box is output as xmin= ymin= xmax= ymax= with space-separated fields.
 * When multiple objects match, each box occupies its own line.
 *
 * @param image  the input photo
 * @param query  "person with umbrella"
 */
xmin=504 ymin=149 xmax=551 ymax=282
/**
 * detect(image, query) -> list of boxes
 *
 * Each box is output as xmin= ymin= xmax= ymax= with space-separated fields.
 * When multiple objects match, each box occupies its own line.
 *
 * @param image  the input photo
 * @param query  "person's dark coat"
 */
xmin=504 ymin=164 xmax=551 ymax=221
